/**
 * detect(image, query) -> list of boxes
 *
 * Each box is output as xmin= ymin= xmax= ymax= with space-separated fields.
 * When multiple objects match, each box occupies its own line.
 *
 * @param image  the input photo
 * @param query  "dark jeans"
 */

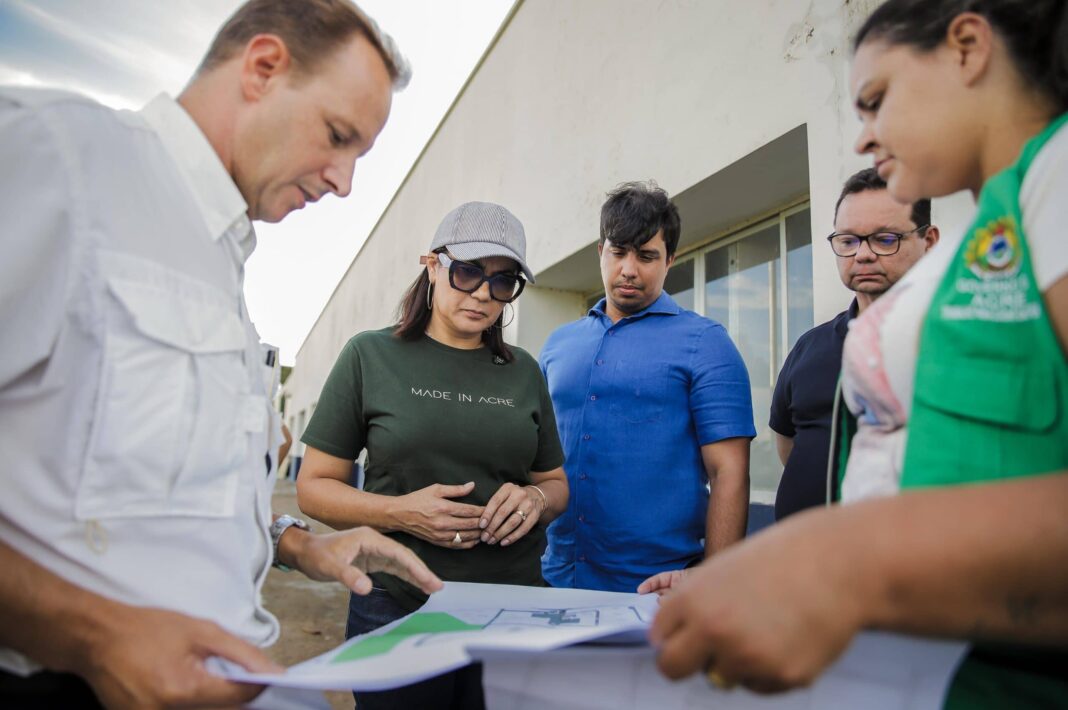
xmin=0 ymin=667 xmax=104 ymax=709
xmin=346 ymin=588 xmax=486 ymax=710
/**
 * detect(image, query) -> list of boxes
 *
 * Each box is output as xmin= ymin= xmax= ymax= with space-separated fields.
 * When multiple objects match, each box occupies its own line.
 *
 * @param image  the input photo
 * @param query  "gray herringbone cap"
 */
xmin=430 ymin=201 xmax=535 ymax=283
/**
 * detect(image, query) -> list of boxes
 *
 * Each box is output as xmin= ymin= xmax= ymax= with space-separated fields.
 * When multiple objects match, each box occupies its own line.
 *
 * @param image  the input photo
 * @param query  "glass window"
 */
xmin=664 ymin=259 xmax=694 ymax=310
xmin=704 ymin=247 xmax=730 ymax=327
xmin=785 ymin=209 xmax=814 ymax=351
xmin=695 ymin=205 xmax=813 ymax=501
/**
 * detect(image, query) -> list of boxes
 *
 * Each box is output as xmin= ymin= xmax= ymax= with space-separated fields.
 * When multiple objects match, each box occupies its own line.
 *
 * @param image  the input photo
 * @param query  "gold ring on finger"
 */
xmin=517 ymin=509 xmax=527 ymax=521
xmin=705 ymin=664 xmax=736 ymax=691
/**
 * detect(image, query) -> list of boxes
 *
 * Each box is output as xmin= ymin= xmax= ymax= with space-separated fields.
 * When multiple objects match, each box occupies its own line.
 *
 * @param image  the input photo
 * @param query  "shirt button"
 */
xmin=596 ymin=359 xmax=605 ymax=365
xmin=579 ymin=472 xmax=587 ymax=480
xmin=590 ymin=395 xmax=597 ymax=401
xmin=578 ymin=515 xmax=585 ymax=522
xmin=579 ymin=555 xmax=587 ymax=562
xmin=583 ymin=434 xmax=591 ymax=441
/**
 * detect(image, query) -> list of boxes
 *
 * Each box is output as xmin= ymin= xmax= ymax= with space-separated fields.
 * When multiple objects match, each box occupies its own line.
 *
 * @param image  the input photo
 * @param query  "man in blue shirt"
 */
xmin=540 ymin=181 xmax=756 ymax=593
xmin=770 ymin=168 xmax=938 ymax=521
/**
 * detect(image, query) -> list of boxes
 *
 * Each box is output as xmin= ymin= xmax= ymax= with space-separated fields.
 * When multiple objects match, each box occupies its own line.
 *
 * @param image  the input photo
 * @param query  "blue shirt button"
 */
xmin=590 ymin=395 xmax=597 ymax=401
xmin=578 ymin=515 xmax=585 ymax=522
xmin=579 ymin=472 xmax=587 ymax=480
xmin=583 ymin=434 xmax=591 ymax=441
xmin=596 ymin=359 xmax=605 ymax=365
xmin=579 ymin=555 xmax=586 ymax=562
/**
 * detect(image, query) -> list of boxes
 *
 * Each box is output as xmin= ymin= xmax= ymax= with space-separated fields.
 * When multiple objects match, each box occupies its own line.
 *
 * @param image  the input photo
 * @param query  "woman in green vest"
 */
xmin=297 ymin=202 xmax=569 ymax=709
xmin=648 ymin=0 xmax=1068 ymax=704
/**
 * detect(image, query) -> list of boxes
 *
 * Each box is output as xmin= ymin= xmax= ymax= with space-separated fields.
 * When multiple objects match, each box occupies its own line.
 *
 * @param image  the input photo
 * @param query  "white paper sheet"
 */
xmin=219 ymin=581 xmax=967 ymax=708
xmin=479 ymin=632 xmax=968 ymax=710
xmin=222 ymin=582 xmax=657 ymax=691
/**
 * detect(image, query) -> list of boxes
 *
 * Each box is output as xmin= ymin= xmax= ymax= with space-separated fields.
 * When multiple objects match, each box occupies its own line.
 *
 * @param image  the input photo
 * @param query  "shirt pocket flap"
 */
xmin=107 ymin=277 xmax=246 ymax=354
xmin=913 ymin=359 xmax=1056 ymax=432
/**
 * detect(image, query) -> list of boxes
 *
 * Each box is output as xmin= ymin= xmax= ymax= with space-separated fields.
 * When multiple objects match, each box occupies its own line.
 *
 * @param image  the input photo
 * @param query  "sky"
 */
xmin=0 ymin=0 xmax=513 ymax=365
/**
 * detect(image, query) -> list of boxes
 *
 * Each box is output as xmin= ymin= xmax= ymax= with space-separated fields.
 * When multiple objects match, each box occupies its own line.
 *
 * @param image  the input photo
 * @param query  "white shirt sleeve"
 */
xmin=1021 ymin=122 xmax=1068 ymax=291
xmin=0 ymin=97 xmax=73 ymax=389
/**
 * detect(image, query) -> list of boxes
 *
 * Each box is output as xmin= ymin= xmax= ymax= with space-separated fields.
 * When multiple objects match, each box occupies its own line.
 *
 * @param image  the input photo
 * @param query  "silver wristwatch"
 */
xmin=270 ymin=514 xmax=310 ymax=571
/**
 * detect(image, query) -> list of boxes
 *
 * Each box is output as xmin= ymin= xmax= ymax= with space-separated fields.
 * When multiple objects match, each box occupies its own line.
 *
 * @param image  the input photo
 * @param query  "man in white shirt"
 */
xmin=0 ymin=1 xmax=441 ymax=707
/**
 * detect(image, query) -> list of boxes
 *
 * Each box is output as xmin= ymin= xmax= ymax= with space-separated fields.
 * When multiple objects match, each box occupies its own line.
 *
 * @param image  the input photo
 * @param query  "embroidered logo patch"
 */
xmin=964 ymin=217 xmax=1020 ymax=279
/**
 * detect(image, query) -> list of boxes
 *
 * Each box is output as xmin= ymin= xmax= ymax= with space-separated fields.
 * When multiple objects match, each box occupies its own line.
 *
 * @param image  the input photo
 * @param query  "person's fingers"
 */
xmin=655 ymin=623 xmax=711 ymax=680
xmin=479 ymin=484 xmax=513 ymax=529
xmin=491 ymin=511 xmax=524 ymax=544
xmin=367 ymin=540 xmax=443 ymax=594
xmin=196 ymin=621 xmax=283 ymax=675
xmin=361 ymin=536 xmax=443 ymax=590
xmin=439 ymin=506 xmax=487 ymax=524
xmin=181 ymin=675 xmax=267 ymax=708
xmin=339 ymin=564 xmax=373 ymax=595
xmin=434 ymin=481 xmax=476 ymax=499
xmin=484 ymin=489 xmax=524 ymax=538
xmin=637 ymin=572 xmax=670 ymax=595
xmin=647 ymin=592 xmax=685 ymax=647
xmin=499 ymin=512 xmax=537 ymax=546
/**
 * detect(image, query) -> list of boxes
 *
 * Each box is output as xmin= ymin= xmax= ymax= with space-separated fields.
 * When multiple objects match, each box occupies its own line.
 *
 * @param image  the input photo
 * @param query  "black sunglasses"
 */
xmin=437 ymin=252 xmax=526 ymax=303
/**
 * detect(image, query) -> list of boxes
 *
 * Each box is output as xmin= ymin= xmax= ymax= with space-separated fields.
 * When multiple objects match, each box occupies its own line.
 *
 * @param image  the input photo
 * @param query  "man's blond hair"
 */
xmin=197 ymin=0 xmax=410 ymax=89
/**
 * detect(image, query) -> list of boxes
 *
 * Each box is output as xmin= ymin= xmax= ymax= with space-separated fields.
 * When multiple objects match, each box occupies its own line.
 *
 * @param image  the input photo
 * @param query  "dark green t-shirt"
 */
xmin=302 ymin=328 xmax=564 ymax=611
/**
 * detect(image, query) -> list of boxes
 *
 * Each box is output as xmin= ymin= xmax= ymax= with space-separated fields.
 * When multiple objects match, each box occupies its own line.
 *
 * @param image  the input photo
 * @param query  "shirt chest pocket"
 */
xmin=77 ymin=269 xmax=252 ymax=520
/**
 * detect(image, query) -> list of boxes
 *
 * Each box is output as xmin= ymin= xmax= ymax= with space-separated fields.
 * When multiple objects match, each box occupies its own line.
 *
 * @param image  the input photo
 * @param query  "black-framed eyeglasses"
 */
xmin=437 ymin=252 xmax=526 ymax=303
xmin=826 ymin=225 xmax=929 ymax=257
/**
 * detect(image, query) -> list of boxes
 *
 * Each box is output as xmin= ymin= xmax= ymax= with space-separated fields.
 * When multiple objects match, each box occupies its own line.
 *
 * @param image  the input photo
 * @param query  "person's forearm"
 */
xmin=706 ymin=469 xmax=749 ymax=555
xmin=839 ymin=472 xmax=1068 ymax=644
xmin=296 ymin=477 xmax=405 ymax=532
xmin=530 ymin=478 xmax=568 ymax=525
xmin=0 ymin=539 xmax=120 ymax=675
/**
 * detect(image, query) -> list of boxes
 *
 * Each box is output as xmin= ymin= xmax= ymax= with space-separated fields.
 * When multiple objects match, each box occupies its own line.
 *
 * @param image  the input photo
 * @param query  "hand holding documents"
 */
xmin=218 ymin=582 xmax=967 ymax=709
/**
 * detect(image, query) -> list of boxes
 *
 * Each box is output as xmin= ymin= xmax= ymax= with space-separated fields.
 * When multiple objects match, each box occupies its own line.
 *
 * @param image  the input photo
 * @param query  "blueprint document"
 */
xmin=221 ymin=582 xmax=967 ymax=708
xmin=222 ymin=582 xmax=658 ymax=692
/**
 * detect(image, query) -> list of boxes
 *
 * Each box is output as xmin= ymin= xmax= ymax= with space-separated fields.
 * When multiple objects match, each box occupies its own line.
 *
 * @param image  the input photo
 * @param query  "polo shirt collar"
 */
xmin=589 ymin=290 xmax=681 ymax=320
xmin=834 ymin=298 xmax=861 ymax=337
xmin=139 ymin=93 xmax=255 ymax=263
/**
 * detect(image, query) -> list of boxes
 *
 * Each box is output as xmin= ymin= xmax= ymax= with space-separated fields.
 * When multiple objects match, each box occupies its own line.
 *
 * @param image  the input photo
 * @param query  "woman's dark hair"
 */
xmin=393 ymin=259 xmax=515 ymax=363
xmin=854 ymin=0 xmax=1068 ymax=112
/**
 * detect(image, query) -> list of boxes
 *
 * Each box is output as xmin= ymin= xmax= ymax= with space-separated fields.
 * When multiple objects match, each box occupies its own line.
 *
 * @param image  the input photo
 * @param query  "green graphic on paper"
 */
xmin=331 ymin=612 xmax=483 ymax=664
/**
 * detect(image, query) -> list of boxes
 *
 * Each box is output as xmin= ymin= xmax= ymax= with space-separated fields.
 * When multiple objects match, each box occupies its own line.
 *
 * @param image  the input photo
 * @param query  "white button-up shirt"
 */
xmin=0 ymin=88 xmax=282 ymax=675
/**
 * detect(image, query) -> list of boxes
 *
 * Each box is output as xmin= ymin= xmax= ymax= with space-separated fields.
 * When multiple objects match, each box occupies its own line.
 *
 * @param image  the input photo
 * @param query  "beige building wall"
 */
xmin=284 ymin=0 xmax=975 ymax=496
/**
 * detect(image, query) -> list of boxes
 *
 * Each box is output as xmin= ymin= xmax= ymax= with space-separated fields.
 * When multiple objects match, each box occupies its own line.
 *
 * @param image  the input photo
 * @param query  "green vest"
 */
xmin=904 ymin=113 xmax=1068 ymax=488
xmin=905 ymin=114 xmax=1068 ymax=708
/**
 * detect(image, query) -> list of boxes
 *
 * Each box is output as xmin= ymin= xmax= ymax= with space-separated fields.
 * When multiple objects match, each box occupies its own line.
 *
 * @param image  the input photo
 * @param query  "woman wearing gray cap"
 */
xmin=297 ymin=201 xmax=569 ymax=709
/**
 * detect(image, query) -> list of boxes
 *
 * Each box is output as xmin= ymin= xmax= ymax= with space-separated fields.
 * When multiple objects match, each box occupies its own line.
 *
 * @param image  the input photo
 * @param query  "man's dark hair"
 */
xmin=599 ymin=181 xmax=681 ymax=259
xmin=833 ymin=168 xmax=931 ymax=228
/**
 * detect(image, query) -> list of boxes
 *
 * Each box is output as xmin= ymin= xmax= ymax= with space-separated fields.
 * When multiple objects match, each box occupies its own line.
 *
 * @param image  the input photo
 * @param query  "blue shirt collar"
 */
xmin=589 ymin=290 xmax=681 ymax=321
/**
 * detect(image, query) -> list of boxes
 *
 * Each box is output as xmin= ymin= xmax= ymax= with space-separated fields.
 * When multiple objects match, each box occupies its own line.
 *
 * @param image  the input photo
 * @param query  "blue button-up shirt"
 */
xmin=540 ymin=292 xmax=755 ymax=592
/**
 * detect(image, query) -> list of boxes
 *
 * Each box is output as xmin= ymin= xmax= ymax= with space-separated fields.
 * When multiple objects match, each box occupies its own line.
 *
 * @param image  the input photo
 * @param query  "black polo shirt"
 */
xmin=770 ymin=299 xmax=859 ymax=521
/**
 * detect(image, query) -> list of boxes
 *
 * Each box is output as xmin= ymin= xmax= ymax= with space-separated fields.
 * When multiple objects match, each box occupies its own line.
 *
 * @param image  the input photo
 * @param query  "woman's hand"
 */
xmin=393 ymin=481 xmax=486 ymax=549
xmin=480 ymin=483 xmax=544 ymax=547
xmin=649 ymin=508 xmax=867 ymax=693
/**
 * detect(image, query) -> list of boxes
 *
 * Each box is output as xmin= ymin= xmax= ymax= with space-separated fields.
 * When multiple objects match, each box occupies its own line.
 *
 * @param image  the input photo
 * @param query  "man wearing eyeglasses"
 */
xmin=770 ymin=167 xmax=939 ymax=521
